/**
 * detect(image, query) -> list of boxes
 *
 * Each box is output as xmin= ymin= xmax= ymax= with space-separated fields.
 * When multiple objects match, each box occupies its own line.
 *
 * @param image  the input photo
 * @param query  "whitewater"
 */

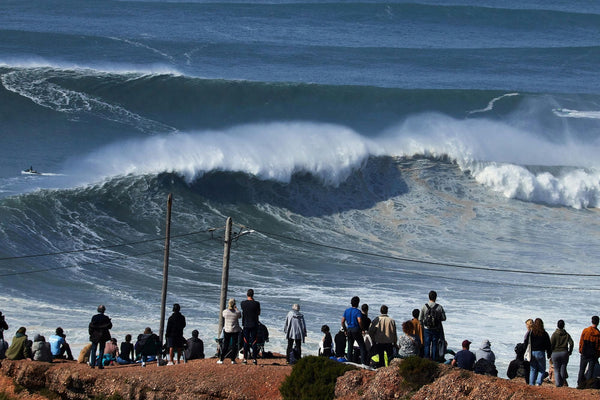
xmin=1 ymin=0 xmax=599 ymax=383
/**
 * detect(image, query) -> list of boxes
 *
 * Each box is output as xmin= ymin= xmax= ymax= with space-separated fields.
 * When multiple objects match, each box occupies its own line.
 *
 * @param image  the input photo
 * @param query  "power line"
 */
xmin=0 ymin=228 xmax=224 ymax=262
xmin=253 ymin=228 xmax=600 ymax=278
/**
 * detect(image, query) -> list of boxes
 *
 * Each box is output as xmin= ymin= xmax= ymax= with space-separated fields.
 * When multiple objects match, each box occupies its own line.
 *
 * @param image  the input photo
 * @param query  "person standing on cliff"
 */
xmin=88 ymin=305 xmax=112 ymax=369
xmin=419 ymin=290 xmax=446 ymax=361
xmin=341 ymin=296 xmax=367 ymax=365
xmin=368 ymin=305 xmax=397 ymax=368
xmin=241 ymin=289 xmax=261 ymax=364
xmin=577 ymin=315 xmax=600 ymax=388
xmin=283 ymin=303 xmax=307 ymax=364
xmin=166 ymin=303 xmax=186 ymax=365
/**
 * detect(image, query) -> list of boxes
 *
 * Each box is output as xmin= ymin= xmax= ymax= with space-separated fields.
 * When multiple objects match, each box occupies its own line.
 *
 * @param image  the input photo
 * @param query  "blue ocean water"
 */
xmin=1 ymin=0 xmax=599 ymax=380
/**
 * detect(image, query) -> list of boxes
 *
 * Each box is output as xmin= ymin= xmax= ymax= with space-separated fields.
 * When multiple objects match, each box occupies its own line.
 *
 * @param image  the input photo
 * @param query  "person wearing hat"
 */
xmin=48 ymin=327 xmax=74 ymax=360
xmin=166 ymin=303 xmax=186 ymax=365
xmin=88 ymin=305 xmax=112 ymax=369
xmin=451 ymin=339 xmax=476 ymax=370
xmin=6 ymin=327 xmax=31 ymax=360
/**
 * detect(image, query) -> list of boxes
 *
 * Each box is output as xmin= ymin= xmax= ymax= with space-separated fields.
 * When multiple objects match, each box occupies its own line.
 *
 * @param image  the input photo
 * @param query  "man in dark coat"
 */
xmin=184 ymin=329 xmax=205 ymax=360
xmin=241 ymin=289 xmax=261 ymax=364
xmin=88 ymin=305 xmax=112 ymax=369
xmin=166 ymin=303 xmax=186 ymax=365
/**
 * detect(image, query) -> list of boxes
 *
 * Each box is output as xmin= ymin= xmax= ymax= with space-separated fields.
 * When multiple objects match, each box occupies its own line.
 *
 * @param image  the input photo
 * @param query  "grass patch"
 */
xmin=280 ymin=356 xmax=355 ymax=400
xmin=0 ymin=391 xmax=16 ymax=400
xmin=397 ymin=356 xmax=439 ymax=391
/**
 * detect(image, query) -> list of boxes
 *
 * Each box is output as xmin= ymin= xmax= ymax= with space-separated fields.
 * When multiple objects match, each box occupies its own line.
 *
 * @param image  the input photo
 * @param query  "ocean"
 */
xmin=1 ymin=0 xmax=599 ymax=380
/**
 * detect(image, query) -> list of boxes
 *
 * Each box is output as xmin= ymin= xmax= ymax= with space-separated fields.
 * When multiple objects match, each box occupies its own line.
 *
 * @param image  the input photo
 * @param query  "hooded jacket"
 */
xmin=550 ymin=328 xmax=574 ymax=354
xmin=6 ymin=332 xmax=31 ymax=360
xmin=476 ymin=340 xmax=496 ymax=364
xmin=284 ymin=309 xmax=307 ymax=341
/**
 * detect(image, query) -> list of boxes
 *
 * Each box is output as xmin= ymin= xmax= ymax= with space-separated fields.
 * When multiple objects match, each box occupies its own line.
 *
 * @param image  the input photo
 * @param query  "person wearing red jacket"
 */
xmin=577 ymin=315 xmax=600 ymax=388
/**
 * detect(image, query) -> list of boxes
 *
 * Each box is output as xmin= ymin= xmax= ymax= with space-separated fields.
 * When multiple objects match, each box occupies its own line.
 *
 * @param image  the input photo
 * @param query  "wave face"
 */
xmin=1 ymin=0 xmax=600 ymax=381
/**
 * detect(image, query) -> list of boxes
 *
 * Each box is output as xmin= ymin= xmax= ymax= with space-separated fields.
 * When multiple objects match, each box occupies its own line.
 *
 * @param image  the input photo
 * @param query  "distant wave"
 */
xmin=468 ymin=93 xmax=519 ymax=115
xmin=553 ymin=108 xmax=600 ymax=119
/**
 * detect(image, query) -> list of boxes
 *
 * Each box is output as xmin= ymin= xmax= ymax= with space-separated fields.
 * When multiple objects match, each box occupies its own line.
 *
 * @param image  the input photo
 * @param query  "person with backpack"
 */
xmin=283 ymin=303 xmax=307 ymax=364
xmin=577 ymin=315 xmax=600 ymax=388
xmin=419 ymin=290 xmax=446 ymax=361
xmin=474 ymin=339 xmax=498 ymax=376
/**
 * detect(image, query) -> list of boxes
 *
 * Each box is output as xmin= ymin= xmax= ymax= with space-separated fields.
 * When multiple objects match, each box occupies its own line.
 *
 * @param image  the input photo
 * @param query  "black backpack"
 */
xmin=424 ymin=304 xmax=441 ymax=329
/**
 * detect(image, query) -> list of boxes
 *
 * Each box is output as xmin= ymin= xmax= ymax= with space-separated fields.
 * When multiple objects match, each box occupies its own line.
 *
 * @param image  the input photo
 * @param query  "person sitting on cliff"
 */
xmin=474 ymin=339 xmax=498 ymax=376
xmin=184 ymin=329 xmax=205 ymax=360
xmin=48 ymin=327 xmax=74 ymax=360
xmin=117 ymin=334 xmax=135 ymax=365
xmin=102 ymin=337 xmax=119 ymax=366
xmin=136 ymin=327 xmax=161 ymax=367
xmin=334 ymin=327 xmax=347 ymax=359
xmin=319 ymin=325 xmax=334 ymax=357
xmin=6 ymin=327 xmax=32 ymax=360
xmin=451 ymin=340 xmax=476 ymax=371
xmin=507 ymin=342 xmax=530 ymax=383
xmin=32 ymin=334 xmax=53 ymax=362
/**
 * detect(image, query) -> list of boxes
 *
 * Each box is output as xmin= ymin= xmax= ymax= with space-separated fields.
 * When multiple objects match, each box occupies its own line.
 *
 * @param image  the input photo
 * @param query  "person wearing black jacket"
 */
xmin=88 ymin=305 xmax=112 ymax=369
xmin=524 ymin=318 xmax=552 ymax=386
xmin=166 ymin=303 xmax=186 ymax=365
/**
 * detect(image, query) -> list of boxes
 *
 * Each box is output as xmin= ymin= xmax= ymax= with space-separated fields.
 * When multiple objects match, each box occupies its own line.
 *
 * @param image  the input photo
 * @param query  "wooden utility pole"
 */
xmin=159 ymin=193 xmax=173 ymax=348
xmin=217 ymin=217 xmax=233 ymax=337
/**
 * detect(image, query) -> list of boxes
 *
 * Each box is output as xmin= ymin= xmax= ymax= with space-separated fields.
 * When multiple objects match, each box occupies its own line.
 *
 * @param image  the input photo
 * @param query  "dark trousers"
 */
xmin=578 ymin=355 xmax=598 ymax=387
xmin=220 ymin=331 xmax=239 ymax=361
xmin=90 ymin=341 xmax=105 ymax=368
xmin=347 ymin=328 xmax=367 ymax=365
xmin=374 ymin=342 xmax=394 ymax=368
xmin=286 ymin=338 xmax=302 ymax=363
xmin=243 ymin=327 xmax=258 ymax=361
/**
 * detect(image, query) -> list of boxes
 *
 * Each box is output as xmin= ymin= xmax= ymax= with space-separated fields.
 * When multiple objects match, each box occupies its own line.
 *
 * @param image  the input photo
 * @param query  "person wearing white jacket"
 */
xmin=284 ymin=304 xmax=307 ymax=364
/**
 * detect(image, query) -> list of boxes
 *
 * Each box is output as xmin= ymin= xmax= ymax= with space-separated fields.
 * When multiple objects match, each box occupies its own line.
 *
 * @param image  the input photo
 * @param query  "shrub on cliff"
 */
xmin=279 ymin=356 xmax=356 ymax=400
xmin=397 ymin=356 xmax=439 ymax=391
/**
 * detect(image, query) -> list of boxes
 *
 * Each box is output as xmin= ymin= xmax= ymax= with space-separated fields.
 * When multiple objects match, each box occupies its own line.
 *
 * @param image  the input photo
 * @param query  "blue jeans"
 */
xmin=89 ymin=341 xmax=105 ymax=368
xmin=424 ymin=329 xmax=440 ymax=361
xmin=529 ymin=350 xmax=546 ymax=385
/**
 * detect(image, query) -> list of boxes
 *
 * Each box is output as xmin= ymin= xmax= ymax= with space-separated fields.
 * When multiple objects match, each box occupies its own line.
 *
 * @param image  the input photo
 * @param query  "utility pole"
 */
xmin=159 ymin=193 xmax=173 ymax=350
xmin=217 ymin=217 xmax=233 ymax=338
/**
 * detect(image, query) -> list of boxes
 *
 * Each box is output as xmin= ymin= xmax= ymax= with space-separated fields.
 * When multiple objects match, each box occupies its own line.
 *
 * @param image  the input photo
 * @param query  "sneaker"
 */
xmin=216 ymin=360 xmax=223 ymax=364
xmin=231 ymin=360 xmax=236 ymax=364
xmin=253 ymin=359 xmax=257 ymax=365
xmin=141 ymin=361 xmax=146 ymax=367
xmin=167 ymin=361 xmax=174 ymax=366
xmin=242 ymin=359 xmax=247 ymax=364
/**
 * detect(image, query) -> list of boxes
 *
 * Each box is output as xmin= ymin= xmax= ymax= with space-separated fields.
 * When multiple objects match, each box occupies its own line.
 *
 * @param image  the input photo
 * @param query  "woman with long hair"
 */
xmin=524 ymin=318 xmax=552 ymax=385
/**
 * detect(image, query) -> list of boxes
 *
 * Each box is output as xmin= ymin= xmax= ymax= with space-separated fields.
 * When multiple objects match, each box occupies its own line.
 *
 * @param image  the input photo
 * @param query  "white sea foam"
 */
xmin=59 ymin=114 xmax=600 ymax=209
